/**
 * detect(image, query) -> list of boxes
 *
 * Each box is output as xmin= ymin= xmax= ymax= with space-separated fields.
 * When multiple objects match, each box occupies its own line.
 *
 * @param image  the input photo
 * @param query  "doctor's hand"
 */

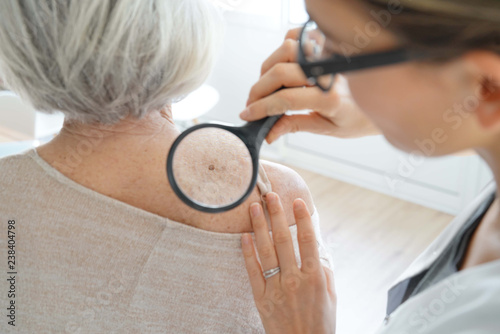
xmin=240 ymin=28 xmax=380 ymax=143
xmin=241 ymin=192 xmax=336 ymax=334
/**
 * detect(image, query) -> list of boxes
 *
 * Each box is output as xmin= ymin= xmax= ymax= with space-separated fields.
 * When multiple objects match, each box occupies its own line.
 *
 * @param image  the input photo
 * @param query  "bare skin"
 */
xmin=461 ymin=147 xmax=500 ymax=270
xmin=36 ymin=107 xmax=314 ymax=233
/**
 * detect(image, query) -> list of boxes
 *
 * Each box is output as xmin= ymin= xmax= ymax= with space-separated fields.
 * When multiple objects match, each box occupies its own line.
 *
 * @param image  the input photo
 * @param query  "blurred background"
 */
xmin=203 ymin=0 xmax=492 ymax=215
xmin=0 ymin=1 xmax=493 ymax=333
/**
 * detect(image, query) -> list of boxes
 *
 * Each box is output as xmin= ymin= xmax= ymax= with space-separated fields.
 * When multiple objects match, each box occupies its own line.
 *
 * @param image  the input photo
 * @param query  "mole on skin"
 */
xmin=209 ymin=165 xmax=215 ymax=171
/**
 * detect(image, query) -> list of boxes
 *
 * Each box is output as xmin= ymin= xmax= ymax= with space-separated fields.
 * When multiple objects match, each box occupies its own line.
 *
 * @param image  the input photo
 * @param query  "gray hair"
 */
xmin=0 ymin=0 xmax=224 ymax=124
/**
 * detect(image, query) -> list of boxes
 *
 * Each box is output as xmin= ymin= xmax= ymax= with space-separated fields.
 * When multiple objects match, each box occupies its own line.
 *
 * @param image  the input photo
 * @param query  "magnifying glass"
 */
xmin=166 ymin=115 xmax=282 ymax=213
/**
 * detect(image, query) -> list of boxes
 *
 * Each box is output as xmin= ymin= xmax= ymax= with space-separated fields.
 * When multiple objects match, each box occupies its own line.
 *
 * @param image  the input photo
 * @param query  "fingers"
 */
xmin=259 ymin=28 xmax=303 ymax=77
xmin=285 ymin=27 xmax=302 ymax=41
xmin=242 ymin=233 xmax=266 ymax=297
xmin=249 ymin=203 xmax=280 ymax=277
xmin=265 ymin=193 xmax=298 ymax=272
xmin=249 ymin=63 xmax=310 ymax=107
xmin=260 ymin=39 xmax=300 ymax=77
xmin=322 ymin=266 xmax=336 ymax=300
xmin=293 ymin=199 xmax=322 ymax=275
xmin=266 ymin=113 xmax=338 ymax=144
xmin=242 ymin=84 xmax=339 ymax=122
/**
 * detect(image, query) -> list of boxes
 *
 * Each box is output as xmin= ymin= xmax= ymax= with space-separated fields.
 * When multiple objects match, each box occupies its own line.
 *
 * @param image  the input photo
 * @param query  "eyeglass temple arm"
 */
xmin=301 ymin=48 xmax=425 ymax=78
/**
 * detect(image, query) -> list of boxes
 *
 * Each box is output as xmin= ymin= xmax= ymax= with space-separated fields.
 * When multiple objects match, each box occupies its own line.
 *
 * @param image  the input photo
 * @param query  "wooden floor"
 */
xmin=287 ymin=164 xmax=454 ymax=334
xmin=0 ymin=125 xmax=454 ymax=333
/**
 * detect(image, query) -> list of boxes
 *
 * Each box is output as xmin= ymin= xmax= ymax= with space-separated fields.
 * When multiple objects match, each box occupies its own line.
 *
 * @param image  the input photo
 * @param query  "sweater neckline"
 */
xmin=26 ymin=147 xmax=300 ymax=240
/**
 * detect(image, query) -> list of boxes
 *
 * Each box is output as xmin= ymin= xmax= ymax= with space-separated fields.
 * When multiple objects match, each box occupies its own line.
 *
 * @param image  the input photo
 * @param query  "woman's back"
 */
xmin=33 ymin=113 xmax=316 ymax=234
xmin=0 ymin=148 xmax=332 ymax=333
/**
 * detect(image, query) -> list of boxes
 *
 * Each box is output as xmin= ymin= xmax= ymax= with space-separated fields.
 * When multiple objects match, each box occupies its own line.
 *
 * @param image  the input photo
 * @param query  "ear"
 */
xmin=463 ymin=51 xmax=500 ymax=131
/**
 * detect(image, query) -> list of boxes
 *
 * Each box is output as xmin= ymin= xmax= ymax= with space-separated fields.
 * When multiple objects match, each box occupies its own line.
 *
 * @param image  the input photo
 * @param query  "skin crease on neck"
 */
xmin=306 ymin=0 xmax=500 ymax=271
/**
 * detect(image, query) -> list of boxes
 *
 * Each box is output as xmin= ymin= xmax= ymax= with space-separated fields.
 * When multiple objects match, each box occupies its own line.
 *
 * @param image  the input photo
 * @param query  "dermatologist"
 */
xmin=239 ymin=0 xmax=500 ymax=333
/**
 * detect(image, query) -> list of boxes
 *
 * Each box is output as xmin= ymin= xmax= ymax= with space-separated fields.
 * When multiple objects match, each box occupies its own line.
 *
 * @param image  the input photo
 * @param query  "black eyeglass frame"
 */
xmin=298 ymin=19 xmax=430 ymax=92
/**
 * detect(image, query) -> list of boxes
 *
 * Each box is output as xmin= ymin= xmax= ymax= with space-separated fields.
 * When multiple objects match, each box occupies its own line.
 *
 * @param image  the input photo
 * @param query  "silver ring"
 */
xmin=263 ymin=266 xmax=281 ymax=280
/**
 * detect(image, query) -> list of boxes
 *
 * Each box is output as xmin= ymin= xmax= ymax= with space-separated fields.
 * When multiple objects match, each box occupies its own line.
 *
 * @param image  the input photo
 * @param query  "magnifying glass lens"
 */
xmin=171 ymin=128 xmax=254 ymax=209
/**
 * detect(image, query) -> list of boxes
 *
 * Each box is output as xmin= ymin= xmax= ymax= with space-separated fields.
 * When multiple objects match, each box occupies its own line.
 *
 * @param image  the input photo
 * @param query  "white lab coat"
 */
xmin=376 ymin=181 xmax=500 ymax=334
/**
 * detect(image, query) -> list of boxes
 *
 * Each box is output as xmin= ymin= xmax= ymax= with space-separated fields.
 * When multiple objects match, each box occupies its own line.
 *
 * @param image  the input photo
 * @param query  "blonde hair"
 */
xmin=361 ymin=0 xmax=500 ymax=56
xmin=0 ymin=0 xmax=224 ymax=124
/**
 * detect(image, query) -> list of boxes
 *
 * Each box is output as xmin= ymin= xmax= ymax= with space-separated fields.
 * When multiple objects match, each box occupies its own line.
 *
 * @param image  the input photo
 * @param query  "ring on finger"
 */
xmin=263 ymin=266 xmax=281 ymax=280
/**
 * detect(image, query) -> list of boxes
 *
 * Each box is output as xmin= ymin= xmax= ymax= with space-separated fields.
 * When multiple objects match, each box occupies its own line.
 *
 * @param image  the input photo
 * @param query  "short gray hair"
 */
xmin=0 ymin=0 xmax=223 ymax=124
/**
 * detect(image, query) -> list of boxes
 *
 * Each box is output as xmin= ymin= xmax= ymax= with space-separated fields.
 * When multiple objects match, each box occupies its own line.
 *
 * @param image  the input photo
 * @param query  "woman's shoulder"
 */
xmin=260 ymin=160 xmax=315 ymax=220
xmin=0 ymin=149 xmax=37 ymax=181
xmin=187 ymin=159 xmax=315 ymax=233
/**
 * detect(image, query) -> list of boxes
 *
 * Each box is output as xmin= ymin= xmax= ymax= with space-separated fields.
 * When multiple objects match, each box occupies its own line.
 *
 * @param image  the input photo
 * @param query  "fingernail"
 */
xmin=266 ymin=193 xmax=277 ymax=205
xmin=242 ymin=234 xmax=251 ymax=245
xmin=240 ymin=109 xmax=249 ymax=120
xmin=267 ymin=131 xmax=280 ymax=144
xmin=250 ymin=203 xmax=262 ymax=218
xmin=293 ymin=199 xmax=305 ymax=211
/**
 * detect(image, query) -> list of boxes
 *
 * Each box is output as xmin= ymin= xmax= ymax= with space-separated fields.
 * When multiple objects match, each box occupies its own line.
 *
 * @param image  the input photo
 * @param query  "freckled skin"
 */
xmin=168 ymin=128 xmax=315 ymax=232
xmin=172 ymin=128 xmax=254 ymax=207
xmin=38 ymin=123 xmax=315 ymax=233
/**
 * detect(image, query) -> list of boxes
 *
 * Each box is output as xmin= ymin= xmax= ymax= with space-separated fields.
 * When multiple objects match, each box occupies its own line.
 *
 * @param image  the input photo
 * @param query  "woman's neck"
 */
xmin=477 ymin=146 xmax=500 ymax=229
xmin=477 ymin=145 xmax=500 ymax=201
xmin=35 ymin=107 xmax=266 ymax=233
xmin=38 ymin=107 xmax=180 ymax=175
xmin=460 ymin=147 xmax=500 ymax=270
xmin=57 ymin=107 xmax=179 ymax=149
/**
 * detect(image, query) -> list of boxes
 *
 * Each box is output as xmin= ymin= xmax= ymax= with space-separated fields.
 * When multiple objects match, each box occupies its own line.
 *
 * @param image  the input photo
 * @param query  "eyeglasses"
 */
xmin=298 ymin=20 xmax=429 ymax=92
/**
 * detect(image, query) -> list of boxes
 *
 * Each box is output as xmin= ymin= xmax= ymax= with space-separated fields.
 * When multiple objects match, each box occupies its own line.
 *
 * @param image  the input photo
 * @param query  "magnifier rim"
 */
xmin=166 ymin=123 xmax=260 ymax=214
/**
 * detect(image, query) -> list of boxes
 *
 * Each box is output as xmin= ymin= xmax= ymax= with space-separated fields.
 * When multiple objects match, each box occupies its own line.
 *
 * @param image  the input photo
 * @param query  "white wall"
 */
xmin=205 ymin=3 xmax=289 ymax=125
xmin=0 ymin=91 xmax=64 ymax=139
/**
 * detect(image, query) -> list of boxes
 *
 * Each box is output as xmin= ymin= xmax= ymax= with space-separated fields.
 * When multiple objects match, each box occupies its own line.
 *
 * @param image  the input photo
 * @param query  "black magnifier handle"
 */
xmin=239 ymin=115 xmax=283 ymax=153
xmin=239 ymin=87 xmax=287 ymax=151
xmin=257 ymin=115 xmax=282 ymax=140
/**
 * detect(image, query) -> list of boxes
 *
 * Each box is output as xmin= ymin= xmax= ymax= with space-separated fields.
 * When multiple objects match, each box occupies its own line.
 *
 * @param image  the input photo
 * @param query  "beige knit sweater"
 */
xmin=0 ymin=148 xmax=333 ymax=334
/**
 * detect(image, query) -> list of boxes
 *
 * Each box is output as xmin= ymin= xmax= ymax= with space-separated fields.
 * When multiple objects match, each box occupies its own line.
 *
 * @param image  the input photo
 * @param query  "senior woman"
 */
xmin=0 ymin=1 xmax=333 ymax=333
